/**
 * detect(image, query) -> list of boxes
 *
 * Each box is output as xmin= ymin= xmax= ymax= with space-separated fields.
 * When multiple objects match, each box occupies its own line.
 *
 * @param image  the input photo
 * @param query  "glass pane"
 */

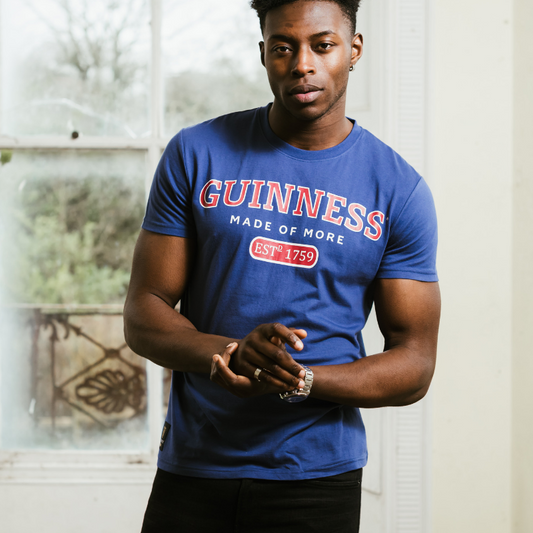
xmin=162 ymin=0 xmax=272 ymax=134
xmin=0 ymin=150 xmax=145 ymax=305
xmin=0 ymin=308 xmax=149 ymax=451
xmin=0 ymin=0 xmax=150 ymax=137
xmin=0 ymin=150 xmax=149 ymax=450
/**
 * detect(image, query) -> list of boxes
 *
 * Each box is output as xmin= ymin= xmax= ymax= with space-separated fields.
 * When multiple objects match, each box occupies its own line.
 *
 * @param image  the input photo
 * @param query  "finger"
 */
xmin=239 ymin=342 xmax=300 ymax=384
xmin=269 ymin=323 xmax=305 ymax=351
xmin=239 ymin=347 xmax=303 ymax=389
xmin=271 ymin=329 xmax=307 ymax=348
xmin=251 ymin=359 xmax=304 ymax=390
xmin=210 ymin=353 xmax=225 ymax=383
xmin=212 ymin=355 xmax=289 ymax=397
xmin=220 ymin=341 xmax=238 ymax=363
xmin=210 ymin=342 xmax=238 ymax=384
xmin=211 ymin=353 xmax=237 ymax=382
xmin=289 ymin=328 xmax=308 ymax=341
xmin=211 ymin=354 xmax=253 ymax=390
xmin=231 ymin=324 xmax=304 ymax=386
xmin=255 ymin=348 xmax=303 ymax=385
xmin=254 ymin=325 xmax=305 ymax=377
xmin=269 ymin=336 xmax=283 ymax=347
xmin=247 ymin=363 xmax=297 ymax=391
xmin=224 ymin=341 xmax=239 ymax=355
xmin=268 ymin=330 xmax=307 ymax=384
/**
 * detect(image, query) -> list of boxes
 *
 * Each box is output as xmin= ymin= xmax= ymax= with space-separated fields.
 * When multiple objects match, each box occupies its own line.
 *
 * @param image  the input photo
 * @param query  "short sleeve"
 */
xmin=142 ymin=132 xmax=195 ymax=238
xmin=377 ymin=178 xmax=438 ymax=281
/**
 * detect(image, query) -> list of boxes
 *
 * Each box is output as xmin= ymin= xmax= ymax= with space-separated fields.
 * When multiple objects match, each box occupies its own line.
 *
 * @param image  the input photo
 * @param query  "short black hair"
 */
xmin=250 ymin=0 xmax=361 ymax=35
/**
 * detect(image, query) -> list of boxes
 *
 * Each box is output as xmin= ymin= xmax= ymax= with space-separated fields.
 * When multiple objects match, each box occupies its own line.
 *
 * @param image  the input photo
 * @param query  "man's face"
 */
xmin=260 ymin=0 xmax=362 ymax=124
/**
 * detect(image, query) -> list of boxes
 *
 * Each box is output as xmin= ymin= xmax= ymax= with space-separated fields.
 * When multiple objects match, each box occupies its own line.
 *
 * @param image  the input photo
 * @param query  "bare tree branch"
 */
xmin=25 ymin=0 xmax=145 ymax=84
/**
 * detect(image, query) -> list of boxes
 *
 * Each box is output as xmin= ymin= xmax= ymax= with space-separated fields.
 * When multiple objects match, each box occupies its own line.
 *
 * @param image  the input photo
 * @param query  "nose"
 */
xmin=291 ymin=46 xmax=315 ymax=77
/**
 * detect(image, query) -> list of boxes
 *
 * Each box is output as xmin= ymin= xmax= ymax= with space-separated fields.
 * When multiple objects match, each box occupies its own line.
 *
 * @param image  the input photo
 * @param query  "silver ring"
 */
xmin=254 ymin=368 xmax=262 ymax=382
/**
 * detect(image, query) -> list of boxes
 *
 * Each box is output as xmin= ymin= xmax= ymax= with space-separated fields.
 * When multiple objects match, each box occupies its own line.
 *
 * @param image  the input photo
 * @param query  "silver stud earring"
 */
xmin=349 ymin=65 xmax=354 ymax=72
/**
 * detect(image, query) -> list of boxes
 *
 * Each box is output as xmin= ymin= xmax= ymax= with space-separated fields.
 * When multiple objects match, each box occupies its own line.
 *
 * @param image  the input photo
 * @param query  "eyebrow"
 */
xmin=267 ymin=30 xmax=337 ymax=41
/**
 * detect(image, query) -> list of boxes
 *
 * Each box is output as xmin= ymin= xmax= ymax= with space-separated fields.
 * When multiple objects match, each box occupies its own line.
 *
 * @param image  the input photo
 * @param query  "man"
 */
xmin=124 ymin=0 xmax=440 ymax=531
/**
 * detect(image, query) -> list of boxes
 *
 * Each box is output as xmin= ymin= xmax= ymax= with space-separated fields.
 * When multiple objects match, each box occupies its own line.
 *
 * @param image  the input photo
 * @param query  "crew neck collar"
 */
xmin=258 ymin=104 xmax=362 ymax=161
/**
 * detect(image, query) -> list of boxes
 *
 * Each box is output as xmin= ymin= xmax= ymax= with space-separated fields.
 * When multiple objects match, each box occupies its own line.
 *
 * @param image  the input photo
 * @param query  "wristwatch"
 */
xmin=279 ymin=366 xmax=314 ymax=403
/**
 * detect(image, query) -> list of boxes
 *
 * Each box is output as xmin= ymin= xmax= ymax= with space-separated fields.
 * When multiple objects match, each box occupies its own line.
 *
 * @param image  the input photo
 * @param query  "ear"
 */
xmin=259 ymin=41 xmax=265 ymax=67
xmin=350 ymin=33 xmax=363 ymax=69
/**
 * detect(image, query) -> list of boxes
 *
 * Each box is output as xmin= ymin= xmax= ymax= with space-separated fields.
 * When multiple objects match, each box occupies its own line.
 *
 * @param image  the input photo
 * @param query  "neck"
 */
xmin=268 ymin=99 xmax=353 ymax=151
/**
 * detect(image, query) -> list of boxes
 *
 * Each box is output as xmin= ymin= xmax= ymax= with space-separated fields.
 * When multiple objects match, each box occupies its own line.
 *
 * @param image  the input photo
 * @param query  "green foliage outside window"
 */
xmin=0 ymin=0 xmax=269 ymax=305
xmin=0 ymin=151 xmax=144 ymax=305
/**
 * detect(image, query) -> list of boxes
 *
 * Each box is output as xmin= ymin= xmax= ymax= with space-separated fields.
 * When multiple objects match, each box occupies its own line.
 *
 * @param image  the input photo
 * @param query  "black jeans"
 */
xmin=141 ymin=468 xmax=362 ymax=533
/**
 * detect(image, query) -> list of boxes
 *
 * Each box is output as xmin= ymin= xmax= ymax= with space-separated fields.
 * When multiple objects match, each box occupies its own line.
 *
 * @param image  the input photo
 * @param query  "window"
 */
xmin=0 ymin=150 xmax=149 ymax=451
xmin=0 ymin=0 xmax=269 ymax=460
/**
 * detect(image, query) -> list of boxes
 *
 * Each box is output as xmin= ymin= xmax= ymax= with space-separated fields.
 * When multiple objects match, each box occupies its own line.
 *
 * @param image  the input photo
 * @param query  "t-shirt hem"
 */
xmin=156 ymin=456 xmax=368 ymax=481
xmin=141 ymin=221 xmax=193 ymax=239
xmin=376 ymin=270 xmax=438 ymax=282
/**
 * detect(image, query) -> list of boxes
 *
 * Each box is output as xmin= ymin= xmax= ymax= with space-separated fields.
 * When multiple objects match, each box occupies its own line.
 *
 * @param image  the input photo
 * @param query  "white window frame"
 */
xmin=0 ymin=0 xmax=168 ymax=483
xmin=360 ymin=1 xmax=434 ymax=531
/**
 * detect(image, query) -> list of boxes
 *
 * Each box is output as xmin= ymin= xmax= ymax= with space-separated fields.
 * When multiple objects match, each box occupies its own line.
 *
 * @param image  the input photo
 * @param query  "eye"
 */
xmin=317 ymin=42 xmax=334 ymax=51
xmin=273 ymin=45 xmax=291 ymax=53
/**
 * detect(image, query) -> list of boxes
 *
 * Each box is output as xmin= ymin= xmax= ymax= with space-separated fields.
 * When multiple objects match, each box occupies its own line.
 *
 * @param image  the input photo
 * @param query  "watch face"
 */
xmin=283 ymin=391 xmax=308 ymax=403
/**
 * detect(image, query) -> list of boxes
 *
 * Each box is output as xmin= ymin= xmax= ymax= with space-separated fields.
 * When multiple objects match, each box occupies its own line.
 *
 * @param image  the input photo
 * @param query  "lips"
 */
xmin=289 ymin=84 xmax=322 ymax=95
xmin=289 ymin=84 xmax=322 ymax=104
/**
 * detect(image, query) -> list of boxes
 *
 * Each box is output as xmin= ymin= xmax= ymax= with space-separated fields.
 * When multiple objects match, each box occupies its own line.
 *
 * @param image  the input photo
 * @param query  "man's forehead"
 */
xmin=263 ymin=1 xmax=350 ymax=39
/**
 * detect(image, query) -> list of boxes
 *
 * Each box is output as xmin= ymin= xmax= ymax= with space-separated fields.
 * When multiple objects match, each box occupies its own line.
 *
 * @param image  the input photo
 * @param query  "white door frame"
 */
xmin=362 ymin=1 xmax=433 ymax=532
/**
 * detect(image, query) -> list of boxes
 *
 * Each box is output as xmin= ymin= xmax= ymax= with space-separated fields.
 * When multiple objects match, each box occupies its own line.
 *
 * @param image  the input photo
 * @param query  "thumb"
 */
xmin=219 ymin=341 xmax=238 ymax=364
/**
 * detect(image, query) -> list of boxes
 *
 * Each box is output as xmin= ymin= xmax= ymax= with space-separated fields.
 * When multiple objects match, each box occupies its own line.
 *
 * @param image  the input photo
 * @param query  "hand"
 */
xmin=210 ymin=343 xmax=283 ymax=398
xmin=230 ymin=323 xmax=307 ymax=390
xmin=209 ymin=323 xmax=307 ymax=398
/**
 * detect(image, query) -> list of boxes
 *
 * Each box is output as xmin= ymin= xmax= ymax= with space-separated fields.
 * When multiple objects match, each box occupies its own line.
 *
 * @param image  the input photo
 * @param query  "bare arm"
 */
xmin=309 ymin=279 xmax=441 ymax=407
xmin=123 ymin=229 xmax=224 ymax=372
xmin=123 ymin=229 xmax=305 ymax=392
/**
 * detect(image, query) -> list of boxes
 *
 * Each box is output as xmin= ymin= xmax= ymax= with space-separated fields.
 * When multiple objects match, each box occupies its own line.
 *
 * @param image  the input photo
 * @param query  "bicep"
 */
xmin=373 ymin=278 xmax=441 ymax=356
xmin=127 ymin=229 xmax=196 ymax=308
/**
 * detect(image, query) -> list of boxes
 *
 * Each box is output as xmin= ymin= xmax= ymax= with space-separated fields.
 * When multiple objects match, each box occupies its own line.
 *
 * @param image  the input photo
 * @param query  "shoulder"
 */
xmin=346 ymin=124 xmax=436 ymax=233
xmin=355 ymin=127 xmax=422 ymax=187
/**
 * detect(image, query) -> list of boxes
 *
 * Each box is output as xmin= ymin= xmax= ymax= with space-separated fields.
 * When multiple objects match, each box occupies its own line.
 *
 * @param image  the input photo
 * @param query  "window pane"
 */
xmin=0 ymin=0 xmax=150 ymax=137
xmin=162 ymin=0 xmax=272 ymax=135
xmin=0 ymin=307 xmax=149 ymax=451
xmin=0 ymin=150 xmax=149 ymax=450
xmin=0 ymin=150 xmax=145 ymax=305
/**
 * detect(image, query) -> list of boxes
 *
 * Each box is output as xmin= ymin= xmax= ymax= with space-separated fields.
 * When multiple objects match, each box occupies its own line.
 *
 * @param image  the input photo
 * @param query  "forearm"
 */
xmin=124 ymin=293 xmax=234 ymax=373
xmin=309 ymin=346 xmax=435 ymax=408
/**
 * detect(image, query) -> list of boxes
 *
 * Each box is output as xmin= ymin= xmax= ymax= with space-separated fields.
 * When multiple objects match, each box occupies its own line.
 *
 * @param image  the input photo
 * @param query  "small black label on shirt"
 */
xmin=160 ymin=422 xmax=171 ymax=451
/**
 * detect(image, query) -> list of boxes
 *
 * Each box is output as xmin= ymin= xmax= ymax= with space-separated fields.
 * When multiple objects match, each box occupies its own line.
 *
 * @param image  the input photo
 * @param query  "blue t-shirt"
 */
xmin=142 ymin=105 xmax=438 ymax=480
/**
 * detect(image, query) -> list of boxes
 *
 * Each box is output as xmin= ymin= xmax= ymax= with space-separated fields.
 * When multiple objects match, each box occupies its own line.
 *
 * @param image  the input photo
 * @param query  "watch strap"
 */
xmin=279 ymin=365 xmax=313 ymax=402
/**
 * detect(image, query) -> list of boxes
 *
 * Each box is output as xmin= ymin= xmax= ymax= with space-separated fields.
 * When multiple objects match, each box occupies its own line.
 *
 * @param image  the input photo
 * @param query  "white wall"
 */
xmin=431 ymin=0 xmax=533 ymax=531
xmin=512 ymin=0 xmax=533 ymax=532
xmin=0 ymin=483 xmax=152 ymax=533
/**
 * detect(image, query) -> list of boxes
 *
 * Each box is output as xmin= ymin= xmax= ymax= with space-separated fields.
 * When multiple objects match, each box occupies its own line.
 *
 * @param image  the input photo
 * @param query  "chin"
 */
xmin=289 ymin=109 xmax=323 ymax=122
xmin=293 ymin=104 xmax=340 ymax=124
xmin=285 ymin=94 xmax=346 ymax=124
xmin=282 ymin=102 xmax=329 ymax=122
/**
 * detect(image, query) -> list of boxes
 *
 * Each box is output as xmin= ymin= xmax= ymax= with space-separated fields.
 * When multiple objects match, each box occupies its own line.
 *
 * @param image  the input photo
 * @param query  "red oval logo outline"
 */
xmin=249 ymin=237 xmax=319 ymax=269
